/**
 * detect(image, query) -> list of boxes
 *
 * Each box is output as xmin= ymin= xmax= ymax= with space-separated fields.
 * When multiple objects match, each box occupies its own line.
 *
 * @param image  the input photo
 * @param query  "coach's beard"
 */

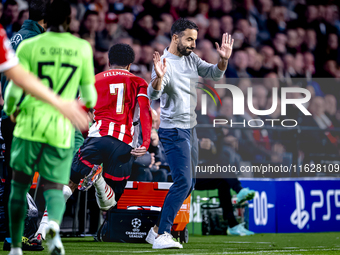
xmin=178 ymin=42 xmax=194 ymax=56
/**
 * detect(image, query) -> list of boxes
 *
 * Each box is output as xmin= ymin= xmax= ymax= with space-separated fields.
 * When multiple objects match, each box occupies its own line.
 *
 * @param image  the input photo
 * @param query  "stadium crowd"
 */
xmin=1 ymin=0 xmax=340 ymax=180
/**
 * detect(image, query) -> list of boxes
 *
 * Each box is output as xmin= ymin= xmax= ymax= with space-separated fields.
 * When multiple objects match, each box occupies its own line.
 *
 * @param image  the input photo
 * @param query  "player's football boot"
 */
xmin=45 ymin=221 xmax=65 ymax=255
xmin=236 ymin=187 xmax=255 ymax=204
xmin=146 ymin=227 xmax=158 ymax=244
xmin=152 ymin=232 xmax=183 ymax=249
xmin=227 ymin=222 xmax=254 ymax=236
xmin=3 ymin=236 xmax=44 ymax=251
xmin=78 ymin=165 xmax=103 ymax=191
xmin=29 ymin=233 xmax=43 ymax=245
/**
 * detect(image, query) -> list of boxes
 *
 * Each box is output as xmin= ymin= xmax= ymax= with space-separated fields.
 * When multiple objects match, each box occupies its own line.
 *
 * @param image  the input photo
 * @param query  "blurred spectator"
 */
xmin=301 ymin=96 xmax=339 ymax=160
xmin=236 ymin=19 xmax=256 ymax=46
xmin=118 ymin=9 xmax=134 ymax=34
xmin=245 ymin=47 xmax=262 ymax=77
xmin=1 ymin=0 xmax=19 ymax=38
xmin=117 ymin=36 xmax=133 ymax=46
xmin=97 ymin=11 xmax=106 ymax=32
xmin=79 ymin=10 xmax=99 ymax=38
xmin=130 ymin=109 xmax=168 ymax=182
xmin=325 ymin=94 xmax=340 ymax=128
xmin=325 ymin=33 xmax=340 ymax=63
xmin=267 ymin=5 xmax=288 ymax=37
xmin=0 ymin=3 xmax=3 ymax=21
xmin=259 ymin=45 xmax=283 ymax=76
xmin=82 ymin=34 xmax=95 ymax=56
xmin=94 ymin=40 xmax=109 ymax=74
xmin=237 ymin=78 xmax=252 ymax=95
xmin=303 ymin=51 xmax=315 ymax=79
xmin=302 ymin=29 xmax=317 ymax=53
xmin=220 ymin=15 xmax=233 ymax=34
xmin=232 ymin=50 xmax=250 ymax=78
xmin=161 ymin=13 xmax=173 ymax=38
xmin=96 ymin=12 xmax=127 ymax=47
xmin=205 ymin=18 xmax=221 ymax=45
xmin=253 ymin=85 xmax=268 ymax=110
xmin=273 ymin=32 xmax=287 ymax=56
xmin=140 ymin=45 xmax=154 ymax=71
xmin=12 ymin=9 xmax=28 ymax=33
xmin=130 ymin=12 xmax=156 ymax=45
xmin=286 ymin=29 xmax=299 ymax=55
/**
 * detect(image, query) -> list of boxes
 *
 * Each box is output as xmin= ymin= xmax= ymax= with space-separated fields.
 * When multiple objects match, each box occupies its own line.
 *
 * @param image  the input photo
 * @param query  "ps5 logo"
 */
xmin=290 ymin=182 xmax=310 ymax=229
xmin=291 ymin=182 xmax=340 ymax=230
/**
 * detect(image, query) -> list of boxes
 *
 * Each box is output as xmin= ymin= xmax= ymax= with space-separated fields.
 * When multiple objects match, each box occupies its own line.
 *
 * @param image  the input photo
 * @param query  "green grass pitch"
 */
xmin=0 ymin=233 xmax=339 ymax=254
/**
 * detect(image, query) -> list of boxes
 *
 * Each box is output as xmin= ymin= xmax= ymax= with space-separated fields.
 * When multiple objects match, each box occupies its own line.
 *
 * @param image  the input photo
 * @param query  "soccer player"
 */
xmin=146 ymin=18 xmax=234 ymax=249
xmin=4 ymin=0 xmax=97 ymax=254
xmin=1 ymin=0 xmax=47 ymax=248
xmin=71 ymin=42 xmax=151 ymax=209
xmin=33 ymin=43 xmax=152 ymax=240
xmin=0 ymin=25 xmax=88 ymax=130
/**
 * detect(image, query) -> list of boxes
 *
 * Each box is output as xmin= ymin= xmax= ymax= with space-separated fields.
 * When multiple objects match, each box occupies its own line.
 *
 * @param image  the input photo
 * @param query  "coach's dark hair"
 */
xmin=108 ymin=43 xmax=135 ymax=67
xmin=170 ymin=18 xmax=199 ymax=38
xmin=29 ymin=0 xmax=48 ymax=22
xmin=45 ymin=0 xmax=71 ymax=28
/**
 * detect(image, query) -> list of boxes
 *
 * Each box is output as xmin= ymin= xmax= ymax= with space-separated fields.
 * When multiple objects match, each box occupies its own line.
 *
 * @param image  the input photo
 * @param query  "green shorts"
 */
xmin=10 ymin=137 xmax=74 ymax=185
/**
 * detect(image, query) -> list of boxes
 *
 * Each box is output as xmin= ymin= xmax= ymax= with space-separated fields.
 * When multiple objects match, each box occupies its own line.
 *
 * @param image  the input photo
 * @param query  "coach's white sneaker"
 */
xmin=46 ymin=221 xmax=65 ymax=255
xmin=146 ymin=227 xmax=157 ymax=244
xmin=152 ymin=232 xmax=183 ymax=249
xmin=8 ymin=248 xmax=22 ymax=255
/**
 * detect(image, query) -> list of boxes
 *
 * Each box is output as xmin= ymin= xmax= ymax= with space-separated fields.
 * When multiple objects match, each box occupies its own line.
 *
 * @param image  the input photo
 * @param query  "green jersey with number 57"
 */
xmin=13 ymin=32 xmax=95 ymax=149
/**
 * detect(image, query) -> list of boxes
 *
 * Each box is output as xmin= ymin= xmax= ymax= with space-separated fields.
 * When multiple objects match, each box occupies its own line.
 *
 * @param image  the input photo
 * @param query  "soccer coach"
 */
xmin=146 ymin=18 xmax=234 ymax=249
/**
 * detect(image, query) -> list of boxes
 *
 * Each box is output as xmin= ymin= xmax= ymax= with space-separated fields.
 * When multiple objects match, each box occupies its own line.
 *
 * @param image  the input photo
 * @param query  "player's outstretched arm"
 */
xmin=3 ymin=80 xmax=23 ymax=116
xmin=79 ymin=83 xmax=97 ymax=109
xmin=215 ymin=33 xmax=234 ymax=71
xmin=131 ymin=96 xmax=152 ymax=157
xmin=4 ymin=64 xmax=89 ymax=131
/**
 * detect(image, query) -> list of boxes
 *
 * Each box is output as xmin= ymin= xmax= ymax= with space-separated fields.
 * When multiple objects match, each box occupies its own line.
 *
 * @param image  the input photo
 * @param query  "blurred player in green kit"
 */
xmin=3 ymin=0 xmax=97 ymax=254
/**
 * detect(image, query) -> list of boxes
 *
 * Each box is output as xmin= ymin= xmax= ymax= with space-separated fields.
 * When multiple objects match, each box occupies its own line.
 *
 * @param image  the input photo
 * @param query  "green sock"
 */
xmin=9 ymin=180 xmax=31 ymax=248
xmin=43 ymin=189 xmax=65 ymax=225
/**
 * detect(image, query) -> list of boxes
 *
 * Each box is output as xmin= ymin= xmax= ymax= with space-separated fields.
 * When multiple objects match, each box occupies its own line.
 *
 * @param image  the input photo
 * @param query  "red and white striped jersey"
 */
xmin=88 ymin=69 xmax=150 ymax=148
xmin=0 ymin=25 xmax=18 ymax=72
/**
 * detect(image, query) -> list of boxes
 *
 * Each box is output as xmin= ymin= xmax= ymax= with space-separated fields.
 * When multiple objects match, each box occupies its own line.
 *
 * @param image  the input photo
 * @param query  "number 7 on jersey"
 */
xmin=110 ymin=83 xmax=125 ymax=114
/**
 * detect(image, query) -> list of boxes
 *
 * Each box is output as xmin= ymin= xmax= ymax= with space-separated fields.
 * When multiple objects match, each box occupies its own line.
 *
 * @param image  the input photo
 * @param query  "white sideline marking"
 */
xmin=221 ymin=248 xmax=340 ymax=254
xmin=224 ymin=241 xmax=271 ymax=244
xmin=78 ymin=251 xmax=155 ymax=253
xmin=74 ymin=248 xmax=340 ymax=254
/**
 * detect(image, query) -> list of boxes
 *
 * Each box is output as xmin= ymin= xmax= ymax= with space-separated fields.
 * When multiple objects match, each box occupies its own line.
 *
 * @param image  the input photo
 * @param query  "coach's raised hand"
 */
xmin=153 ymin=51 xmax=167 ymax=78
xmin=215 ymin=33 xmax=234 ymax=71
xmin=151 ymin=51 xmax=167 ymax=91
xmin=216 ymin=33 xmax=234 ymax=60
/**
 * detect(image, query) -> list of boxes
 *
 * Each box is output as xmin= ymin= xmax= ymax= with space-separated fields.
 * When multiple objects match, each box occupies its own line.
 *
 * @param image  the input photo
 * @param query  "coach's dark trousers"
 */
xmin=157 ymin=127 xmax=198 ymax=234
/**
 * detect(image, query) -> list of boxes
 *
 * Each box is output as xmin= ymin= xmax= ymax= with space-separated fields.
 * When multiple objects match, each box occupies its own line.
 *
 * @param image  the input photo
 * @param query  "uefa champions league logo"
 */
xmin=131 ymin=218 xmax=142 ymax=229
xmin=126 ymin=217 xmax=147 ymax=238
